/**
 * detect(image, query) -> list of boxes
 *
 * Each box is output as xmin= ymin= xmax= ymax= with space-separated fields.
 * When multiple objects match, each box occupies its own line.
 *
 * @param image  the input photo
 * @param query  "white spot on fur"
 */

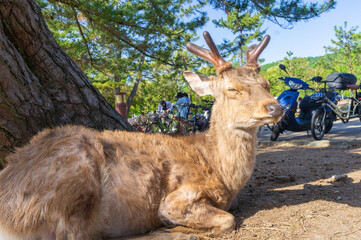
xmin=0 ymin=225 xmax=24 ymax=240
xmin=0 ymin=225 xmax=39 ymax=240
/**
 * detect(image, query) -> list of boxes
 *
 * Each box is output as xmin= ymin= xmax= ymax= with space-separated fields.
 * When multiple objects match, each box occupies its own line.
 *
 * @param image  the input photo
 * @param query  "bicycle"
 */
xmin=146 ymin=112 xmax=176 ymax=133
xmin=187 ymin=104 xmax=206 ymax=133
xmin=133 ymin=122 xmax=153 ymax=133
xmin=129 ymin=114 xmax=153 ymax=133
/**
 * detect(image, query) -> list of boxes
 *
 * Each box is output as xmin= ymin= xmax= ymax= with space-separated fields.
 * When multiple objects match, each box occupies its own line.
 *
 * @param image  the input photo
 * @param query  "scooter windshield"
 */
xmin=285 ymin=77 xmax=309 ymax=90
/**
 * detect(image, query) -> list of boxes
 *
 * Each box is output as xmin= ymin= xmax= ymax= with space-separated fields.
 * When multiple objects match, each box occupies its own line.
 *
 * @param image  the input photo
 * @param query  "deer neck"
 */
xmin=206 ymin=107 xmax=258 ymax=194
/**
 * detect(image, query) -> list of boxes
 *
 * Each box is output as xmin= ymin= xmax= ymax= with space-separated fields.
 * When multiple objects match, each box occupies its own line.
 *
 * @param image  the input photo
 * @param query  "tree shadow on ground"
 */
xmin=233 ymin=146 xmax=361 ymax=225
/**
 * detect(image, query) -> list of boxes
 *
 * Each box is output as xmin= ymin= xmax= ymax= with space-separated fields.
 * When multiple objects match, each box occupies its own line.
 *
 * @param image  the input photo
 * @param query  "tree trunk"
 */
xmin=126 ymin=55 xmax=145 ymax=116
xmin=0 ymin=0 xmax=132 ymax=155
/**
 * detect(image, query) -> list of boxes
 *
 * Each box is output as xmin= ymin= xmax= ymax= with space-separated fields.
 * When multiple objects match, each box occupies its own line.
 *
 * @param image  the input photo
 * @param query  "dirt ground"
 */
xmin=225 ymin=144 xmax=361 ymax=240
xmin=122 ymin=144 xmax=361 ymax=240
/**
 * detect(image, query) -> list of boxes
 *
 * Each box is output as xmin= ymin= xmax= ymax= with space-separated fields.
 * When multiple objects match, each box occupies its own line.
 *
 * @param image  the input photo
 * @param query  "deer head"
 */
xmin=183 ymin=32 xmax=283 ymax=129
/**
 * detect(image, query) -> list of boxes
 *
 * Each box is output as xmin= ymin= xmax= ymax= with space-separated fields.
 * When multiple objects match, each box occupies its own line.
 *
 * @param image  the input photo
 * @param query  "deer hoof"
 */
xmin=213 ymin=214 xmax=235 ymax=234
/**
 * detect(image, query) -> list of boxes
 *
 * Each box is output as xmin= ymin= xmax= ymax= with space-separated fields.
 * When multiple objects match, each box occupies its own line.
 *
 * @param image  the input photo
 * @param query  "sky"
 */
xmin=196 ymin=0 xmax=361 ymax=65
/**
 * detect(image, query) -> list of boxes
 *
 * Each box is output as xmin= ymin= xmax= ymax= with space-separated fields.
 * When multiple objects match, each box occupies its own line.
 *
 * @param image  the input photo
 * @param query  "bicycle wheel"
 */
xmin=152 ymin=123 xmax=161 ymax=133
xmin=160 ymin=121 xmax=169 ymax=133
xmin=311 ymin=109 xmax=326 ymax=140
xmin=169 ymin=120 xmax=178 ymax=133
xmin=145 ymin=124 xmax=154 ymax=133
xmin=133 ymin=125 xmax=141 ymax=132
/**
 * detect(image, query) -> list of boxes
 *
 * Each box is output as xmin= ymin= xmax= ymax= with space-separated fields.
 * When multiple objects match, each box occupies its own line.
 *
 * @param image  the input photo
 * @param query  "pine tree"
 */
xmin=213 ymin=9 xmax=265 ymax=66
xmin=325 ymin=22 xmax=361 ymax=75
xmin=0 ymin=0 xmax=338 ymax=154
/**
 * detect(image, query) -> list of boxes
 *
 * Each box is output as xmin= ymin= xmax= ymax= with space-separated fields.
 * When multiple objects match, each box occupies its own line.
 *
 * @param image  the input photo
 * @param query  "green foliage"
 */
xmin=325 ymin=22 xmax=361 ymax=76
xmin=130 ymin=66 xmax=187 ymax=115
xmin=261 ymin=60 xmax=282 ymax=72
xmin=260 ymin=65 xmax=286 ymax=97
xmin=92 ymin=81 xmax=120 ymax=108
xmin=213 ymin=9 xmax=266 ymax=66
xmin=36 ymin=0 xmax=207 ymax=82
xmin=207 ymin=0 xmax=336 ymax=28
xmin=35 ymin=0 xmax=341 ymax=116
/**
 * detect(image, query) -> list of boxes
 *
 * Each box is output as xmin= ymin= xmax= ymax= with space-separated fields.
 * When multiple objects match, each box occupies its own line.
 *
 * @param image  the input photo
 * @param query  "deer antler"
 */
xmin=186 ymin=31 xmax=232 ymax=75
xmin=245 ymin=35 xmax=271 ymax=71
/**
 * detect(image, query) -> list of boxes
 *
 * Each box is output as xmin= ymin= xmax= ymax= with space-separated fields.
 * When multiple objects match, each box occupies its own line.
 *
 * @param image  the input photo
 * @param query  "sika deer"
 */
xmin=0 ymin=32 xmax=283 ymax=240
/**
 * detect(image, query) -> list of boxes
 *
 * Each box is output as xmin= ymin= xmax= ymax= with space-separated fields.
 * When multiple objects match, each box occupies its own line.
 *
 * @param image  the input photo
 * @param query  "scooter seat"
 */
xmin=347 ymin=85 xmax=360 ymax=90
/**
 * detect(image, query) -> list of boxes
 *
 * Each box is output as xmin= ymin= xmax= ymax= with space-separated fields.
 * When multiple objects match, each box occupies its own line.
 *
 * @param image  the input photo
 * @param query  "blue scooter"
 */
xmin=270 ymin=64 xmax=325 ymax=141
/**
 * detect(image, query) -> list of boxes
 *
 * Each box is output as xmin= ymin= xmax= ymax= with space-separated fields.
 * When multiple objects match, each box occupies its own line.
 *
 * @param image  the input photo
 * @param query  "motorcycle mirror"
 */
xmin=279 ymin=64 xmax=286 ymax=71
xmin=311 ymin=76 xmax=323 ymax=82
xmin=279 ymin=64 xmax=289 ymax=75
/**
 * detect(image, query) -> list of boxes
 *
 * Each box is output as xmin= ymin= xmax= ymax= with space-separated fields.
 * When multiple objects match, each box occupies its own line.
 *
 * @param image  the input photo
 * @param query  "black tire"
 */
xmin=325 ymin=121 xmax=333 ymax=134
xmin=270 ymin=125 xmax=280 ymax=141
xmin=270 ymin=130 xmax=279 ymax=141
xmin=311 ymin=109 xmax=326 ymax=140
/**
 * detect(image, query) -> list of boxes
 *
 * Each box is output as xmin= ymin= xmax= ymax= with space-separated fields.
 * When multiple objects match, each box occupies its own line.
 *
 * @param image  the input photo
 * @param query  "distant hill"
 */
xmin=261 ymin=55 xmax=324 ymax=72
xmin=261 ymin=60 xmax=282 ymax=71
xmin=306 ymin=56 xmax=323 ymax=66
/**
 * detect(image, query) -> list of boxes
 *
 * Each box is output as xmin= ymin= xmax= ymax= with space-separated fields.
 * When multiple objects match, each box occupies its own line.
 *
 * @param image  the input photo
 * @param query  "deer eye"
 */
xmin=226 ymin=88 xmax=242 ymax=97
xmin=227 ymin=88 xmax=240 ymax=92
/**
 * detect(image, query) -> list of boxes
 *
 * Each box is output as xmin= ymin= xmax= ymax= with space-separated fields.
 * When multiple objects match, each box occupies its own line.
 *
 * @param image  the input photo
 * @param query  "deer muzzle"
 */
xmin=265 ymin=103 xmax=284 ymax=117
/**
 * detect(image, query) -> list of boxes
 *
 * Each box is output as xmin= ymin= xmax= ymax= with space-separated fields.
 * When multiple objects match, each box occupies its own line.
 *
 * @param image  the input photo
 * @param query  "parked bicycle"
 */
xmin=310 ymin=72 xmax=360 ymax=140
xmin=187 ymin=104 xmax=207 ymax=133
xmin=146 ymin=112 xmax=176 ymax=133
xmin=130 ymin=100 xmax=214 ymax=135
xmin=129 ymin=114 xmax=153 ymax=133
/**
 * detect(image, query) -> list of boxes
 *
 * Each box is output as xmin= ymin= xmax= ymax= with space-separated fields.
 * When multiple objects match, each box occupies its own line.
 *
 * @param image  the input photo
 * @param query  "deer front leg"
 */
xmin=158 ymin=187 xmax=235 ymax=234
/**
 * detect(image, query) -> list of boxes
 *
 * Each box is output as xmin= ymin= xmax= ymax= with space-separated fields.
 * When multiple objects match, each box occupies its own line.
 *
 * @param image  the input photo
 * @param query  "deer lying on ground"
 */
xmin=0 ymin=32 xmax=283 ymax=240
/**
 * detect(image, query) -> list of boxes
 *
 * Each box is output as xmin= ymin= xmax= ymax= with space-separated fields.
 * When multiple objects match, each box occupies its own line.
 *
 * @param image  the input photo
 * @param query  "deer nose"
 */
xmin=265 ymin=103 xmax=284 ymax=117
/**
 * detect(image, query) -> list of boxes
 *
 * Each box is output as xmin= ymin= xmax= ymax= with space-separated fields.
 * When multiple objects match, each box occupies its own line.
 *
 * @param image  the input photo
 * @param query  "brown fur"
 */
xmin=0 ymin=35 xmax=283 ymax=240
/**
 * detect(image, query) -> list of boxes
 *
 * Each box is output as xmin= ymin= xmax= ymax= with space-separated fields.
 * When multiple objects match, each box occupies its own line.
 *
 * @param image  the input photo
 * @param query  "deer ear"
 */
xmin=183 ymin=71 xmax=213 ymax=96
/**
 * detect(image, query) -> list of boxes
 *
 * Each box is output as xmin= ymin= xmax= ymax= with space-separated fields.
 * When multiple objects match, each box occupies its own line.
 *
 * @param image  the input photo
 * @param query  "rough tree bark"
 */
xmin=0 ymin=0 xmax=132 ymax=156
